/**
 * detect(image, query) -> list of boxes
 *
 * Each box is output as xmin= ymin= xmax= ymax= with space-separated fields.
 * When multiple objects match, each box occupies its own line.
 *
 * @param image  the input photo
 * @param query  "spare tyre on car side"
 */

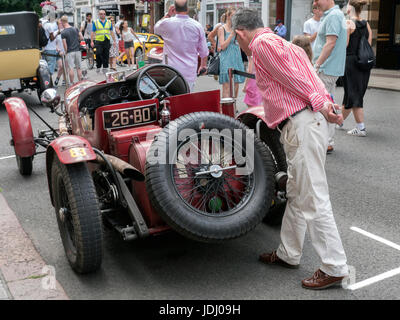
xmin=145 ymin=112 xmax=275 ymax=242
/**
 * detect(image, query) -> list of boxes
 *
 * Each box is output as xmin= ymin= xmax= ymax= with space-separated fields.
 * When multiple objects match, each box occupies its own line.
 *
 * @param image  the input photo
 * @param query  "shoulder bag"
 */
xmin=208 ymin=28 xmax=226 ymax=76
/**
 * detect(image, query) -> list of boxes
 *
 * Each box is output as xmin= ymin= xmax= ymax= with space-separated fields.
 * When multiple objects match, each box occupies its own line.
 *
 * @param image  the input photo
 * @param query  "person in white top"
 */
xmin=119 ymin=20 xmax=142 ymax=68
xmin=54 ymin=19 xmax=68 ymax=86
xmin=303 ymin=4 xmax=323 ymax=50
xmin=115 ymin=14 xmax=124 ymax=39
xmin=42 ymin=11 xmax=61 ymax=75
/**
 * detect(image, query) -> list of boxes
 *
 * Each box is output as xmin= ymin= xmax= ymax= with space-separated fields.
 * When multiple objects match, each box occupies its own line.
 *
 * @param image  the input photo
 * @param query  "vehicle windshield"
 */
xmin=0 ymin=25 xmax=15 ymax=35
xmin=134 ymin=34 xmax=147 ymax=42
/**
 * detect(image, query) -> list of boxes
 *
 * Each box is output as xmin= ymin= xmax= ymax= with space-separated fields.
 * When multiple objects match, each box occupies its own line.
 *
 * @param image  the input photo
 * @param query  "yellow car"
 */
xmin=132 ymin=33 xmax=164 ymax=61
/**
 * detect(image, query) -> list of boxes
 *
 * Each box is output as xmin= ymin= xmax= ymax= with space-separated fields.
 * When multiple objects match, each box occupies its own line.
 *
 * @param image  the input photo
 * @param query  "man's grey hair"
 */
xmin=232 ymin=8 xmax=264 ymax=31
xmin=174 ymin=0 xmax=188 ymax=13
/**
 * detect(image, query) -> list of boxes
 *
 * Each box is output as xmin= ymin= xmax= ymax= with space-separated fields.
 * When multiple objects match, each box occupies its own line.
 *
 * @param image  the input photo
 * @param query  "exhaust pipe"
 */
xmin=95 ymin=153 xmax=145 ymax=181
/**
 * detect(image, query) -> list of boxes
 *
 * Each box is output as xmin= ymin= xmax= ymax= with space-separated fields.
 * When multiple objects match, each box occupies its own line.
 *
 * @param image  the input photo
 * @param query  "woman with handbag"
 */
xmin=340 ymin=0 xmax=373 ymax=137
xmin=207 ymin=13 xmax=226 ymax=81
xmin=217 ymin=7 xmax=245 ymax=98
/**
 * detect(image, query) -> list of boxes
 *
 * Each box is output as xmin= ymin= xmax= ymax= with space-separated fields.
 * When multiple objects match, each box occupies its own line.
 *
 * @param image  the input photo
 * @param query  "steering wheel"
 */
xmin=136 ymin=64 xmax=190 ymax=101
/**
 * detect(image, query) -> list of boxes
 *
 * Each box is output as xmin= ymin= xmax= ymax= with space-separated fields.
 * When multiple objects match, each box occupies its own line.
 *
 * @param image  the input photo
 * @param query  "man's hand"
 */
xmin=91 ymin=41 xmax=94 ymax=48
xmin=323 ymin=102 xmax=343 ymax=125
xmin=164 ymin=5 xmax=176 ymax=18
xmin=197 ymin=65 xmax=207 ymax=76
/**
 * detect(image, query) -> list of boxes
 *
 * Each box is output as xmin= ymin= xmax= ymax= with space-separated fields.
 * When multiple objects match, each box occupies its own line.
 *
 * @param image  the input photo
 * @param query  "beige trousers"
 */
xmin=318 ymin=72 xmax=338 ymax=147
xmin=276 ymin=109 xmax=348 ymax=277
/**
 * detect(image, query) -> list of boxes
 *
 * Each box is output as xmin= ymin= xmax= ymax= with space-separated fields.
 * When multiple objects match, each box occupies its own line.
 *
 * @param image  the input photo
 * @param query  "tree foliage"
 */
xmin=0 ymin=0 xmax=43 ymax=15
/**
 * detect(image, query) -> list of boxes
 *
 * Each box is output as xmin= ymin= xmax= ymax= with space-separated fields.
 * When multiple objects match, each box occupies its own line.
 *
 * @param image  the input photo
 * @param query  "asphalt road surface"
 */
xmin=1 ymin=71 xmax=400 ymax=300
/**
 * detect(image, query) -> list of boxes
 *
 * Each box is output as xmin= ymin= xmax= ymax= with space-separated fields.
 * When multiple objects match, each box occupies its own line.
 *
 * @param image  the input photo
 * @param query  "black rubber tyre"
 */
xmin=145 ymin=112 xmax=275 ymax=242
xmin=238 ymin=116 xmax=287 ymax=226
xmin=261 ymin=131 xmax=287 ymax=226
xmin=51 ymin=157 xmax=103 ymax=274
xmin=16 ymin=154 xmax=33 ymax=176
xmin=263 ymin=196 xmax=286 ymax=226
xmin=259 ymin=124 xmax=287 ymax=172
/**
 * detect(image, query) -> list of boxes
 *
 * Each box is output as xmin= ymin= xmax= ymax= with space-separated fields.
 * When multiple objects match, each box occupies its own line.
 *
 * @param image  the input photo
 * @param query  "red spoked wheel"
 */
xmin=146 ymin=112 xmax=275 ymax=242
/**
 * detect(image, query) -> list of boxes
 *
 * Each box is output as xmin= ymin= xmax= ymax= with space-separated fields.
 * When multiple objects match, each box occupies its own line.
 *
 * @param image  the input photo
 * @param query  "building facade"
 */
xmin=62 ymin=0 xmax=399 ymax=69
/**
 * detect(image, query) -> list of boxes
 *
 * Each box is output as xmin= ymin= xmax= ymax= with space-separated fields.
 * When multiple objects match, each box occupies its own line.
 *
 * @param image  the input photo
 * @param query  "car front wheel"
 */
xmin=51 ymin=157 xmax=103 ymax=273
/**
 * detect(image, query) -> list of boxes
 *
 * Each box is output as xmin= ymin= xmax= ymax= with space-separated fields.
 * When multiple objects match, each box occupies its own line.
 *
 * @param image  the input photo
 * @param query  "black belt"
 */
xmin=278 ymin=107 xmax=308 ymax=130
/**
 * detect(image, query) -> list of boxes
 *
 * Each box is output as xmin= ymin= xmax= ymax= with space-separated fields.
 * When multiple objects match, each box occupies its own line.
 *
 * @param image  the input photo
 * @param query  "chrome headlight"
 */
xmin=41 ymin=88 xmax=60 ymax=109
xmin=39 ymin=59 xmax=49 ymax=68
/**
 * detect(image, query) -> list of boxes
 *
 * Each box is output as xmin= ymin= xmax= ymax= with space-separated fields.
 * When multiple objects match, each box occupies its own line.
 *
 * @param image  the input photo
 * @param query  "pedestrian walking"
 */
xmin=54 ymin=19 xmax=67 ymax=87
xmin=80 ymin=13 xmax=93 ymax=48
xmin=340 ymin=0 xmax=372 ymax=137
xmin=274 ymin=19 xmax=287 ymax=39
xmin=108 ymin=16 xmax=119 ymax=71
xmin=243 ymin=55 xmax=262 ymax=108
xmin=120 ymin=21 xmax=141 ymax=68
xmin=303 ymin=4 xmax=323 ymax=50
xmin=61 ymin=15 xmax=84 ymax=84
xmin=217 ymin=6 xmax=245 ymax=99
xmin=42 ymin=10 xmax=61 ymax=76
xmin=233 ymin=7 xmax=349 ymax=290
xmin=154 ymin=0 xmax=208 ymax=92
xmin=91 ymin=10 xmax=116 ymax=73
xmin=313 ymin=0 xmax=347 ymax=153
xmin=115 ymin=14 xmax=124 ymax=39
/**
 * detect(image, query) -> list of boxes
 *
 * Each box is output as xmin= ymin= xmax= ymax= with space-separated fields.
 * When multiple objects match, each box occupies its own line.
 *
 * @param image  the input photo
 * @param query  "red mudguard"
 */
xmin=46 ymin=136 xmax=96 ymax=206
xmin=47 ymin=135 xmax=96 ymax=164
xmin=3 ymin=97 xmax=35 ymax=157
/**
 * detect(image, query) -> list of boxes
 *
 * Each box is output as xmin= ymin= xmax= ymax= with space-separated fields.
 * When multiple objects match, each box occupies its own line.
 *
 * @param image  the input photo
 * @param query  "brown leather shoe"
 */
xmin=258 ymin=251 xmax=299 ymax=269
xmin=302 ymin=269 xmax=345 ymax=290
xmin=327 ymin=145 xmax=334 ymax=154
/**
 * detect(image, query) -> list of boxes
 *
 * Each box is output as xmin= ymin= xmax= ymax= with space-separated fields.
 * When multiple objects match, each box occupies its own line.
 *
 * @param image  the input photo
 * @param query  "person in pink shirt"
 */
xmin=233 ymin=8 xmax=349 ymax=290
xmin=243 ymin=56 xmax=262 ymax=107
xmin=154 ymin=0 xmax=209 ymax=91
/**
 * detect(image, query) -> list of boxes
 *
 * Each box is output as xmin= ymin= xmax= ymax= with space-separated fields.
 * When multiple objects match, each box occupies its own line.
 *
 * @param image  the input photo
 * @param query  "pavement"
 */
xmin=368 ymin=69 xmax=400 ymax=91
xmin=0 ymin=64 xmax=400 ymax=300
xmin=0 ymin=193 xmax=68 ymax=300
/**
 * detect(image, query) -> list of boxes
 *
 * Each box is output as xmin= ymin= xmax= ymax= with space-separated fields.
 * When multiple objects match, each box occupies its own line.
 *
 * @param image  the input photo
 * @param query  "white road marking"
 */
xmin=347 ymin=267 xmax=400 ymax=291
xmin=351 ymin=226 xmax=400 ymax=251
xmin=0 ymin=155 xmax=15 ymax=161
xmin=348 ymin=226 xmax=400 ymax=290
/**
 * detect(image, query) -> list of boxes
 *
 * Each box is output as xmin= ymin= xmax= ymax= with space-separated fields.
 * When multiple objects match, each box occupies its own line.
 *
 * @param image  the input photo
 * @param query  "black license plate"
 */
xmin=103 ymin=104 xmax=158 ymax=129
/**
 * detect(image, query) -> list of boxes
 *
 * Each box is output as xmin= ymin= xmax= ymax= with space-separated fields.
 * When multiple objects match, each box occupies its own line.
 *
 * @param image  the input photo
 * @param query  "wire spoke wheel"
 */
xmin=171 ymin=133 xmax=255 ymax=217
xmin=146 ymin=112 xmax=275 ymax=242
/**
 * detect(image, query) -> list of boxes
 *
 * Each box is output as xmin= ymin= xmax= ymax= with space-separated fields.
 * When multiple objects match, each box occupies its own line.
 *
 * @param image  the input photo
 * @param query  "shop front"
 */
xmin=74 ymin=0 xmax=93 ymax=28
xmin=200 ymin=0 xmax=266 ymax=30
xmin=95 ymin=0 xmax=120 ymax=18
xmin=119 ymin=0 xmax=137 ymax=29
xmin=375 ymin=0 xmax=400 ymax=69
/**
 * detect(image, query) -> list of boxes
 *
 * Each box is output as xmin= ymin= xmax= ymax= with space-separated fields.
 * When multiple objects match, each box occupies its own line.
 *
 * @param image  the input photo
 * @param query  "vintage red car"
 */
xmin=3 ymin=64 xmax=287 ymax=273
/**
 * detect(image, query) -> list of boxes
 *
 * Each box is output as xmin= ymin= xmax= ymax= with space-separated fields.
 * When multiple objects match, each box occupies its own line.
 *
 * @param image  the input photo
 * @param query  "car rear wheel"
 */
xmin=15 ymin=154 xmax=33 ymax=176
xmin=51 ymin=157 xmax=103 ymax=273
xmin=146 ymin=112 xmax=275 ymax=242
xmin=260 ymin=128 xmax=287 ymax=226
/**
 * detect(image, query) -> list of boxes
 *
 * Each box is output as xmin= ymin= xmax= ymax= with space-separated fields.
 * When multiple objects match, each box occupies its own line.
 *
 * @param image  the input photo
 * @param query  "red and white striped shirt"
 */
xmin=249 ymin=28 xmax=331 ymax=129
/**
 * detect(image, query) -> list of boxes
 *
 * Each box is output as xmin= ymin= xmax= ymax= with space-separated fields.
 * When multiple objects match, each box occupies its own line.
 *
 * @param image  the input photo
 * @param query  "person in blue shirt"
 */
xmin=274 ymin=19 xmax=287 ymax=38
xmin=313 ymin=0 xmax=347 ymax=153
